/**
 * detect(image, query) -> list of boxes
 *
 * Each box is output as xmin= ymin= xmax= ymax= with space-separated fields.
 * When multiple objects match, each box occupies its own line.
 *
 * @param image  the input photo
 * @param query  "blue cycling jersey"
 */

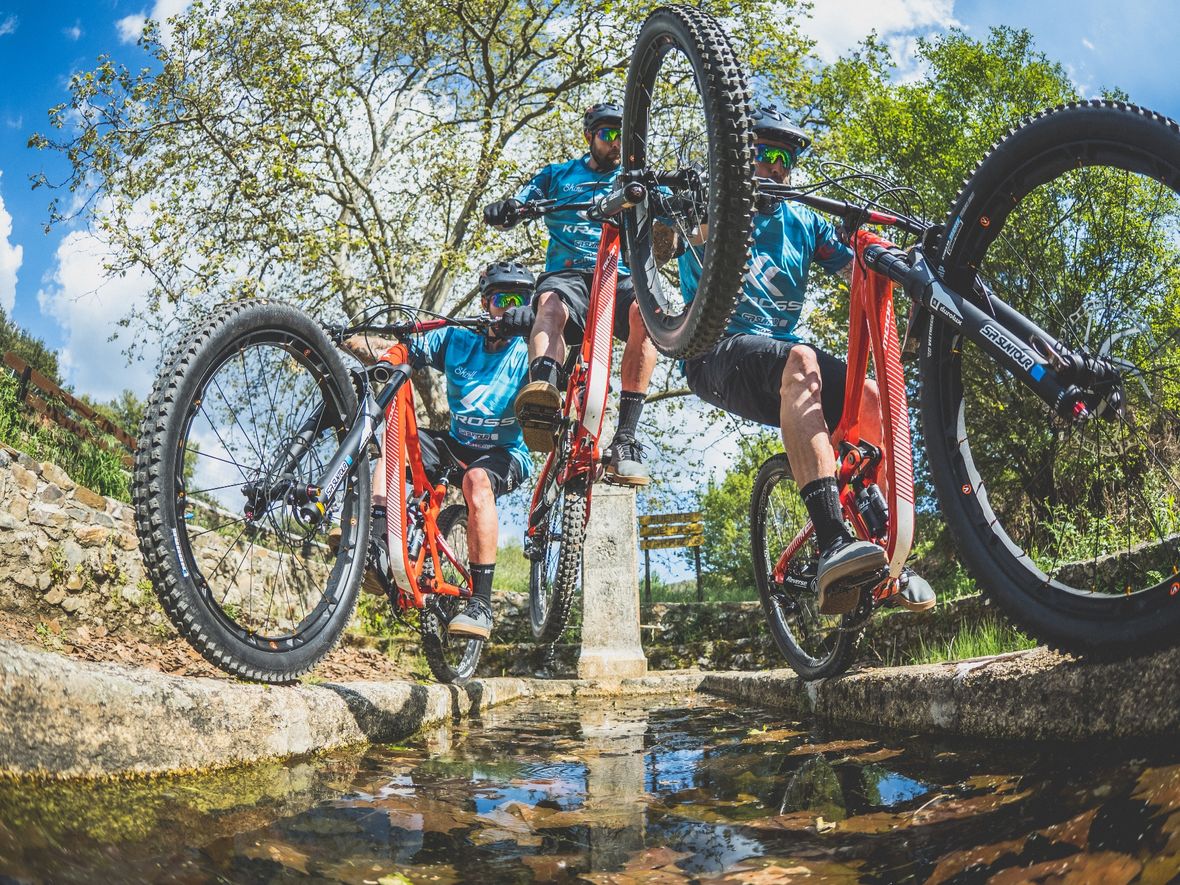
xmin=515 ymin=154 xmax=630 ymax=275
xmin=678 ymin=200 xmax=852 ymax=341
xmin=410 ymin=328 xmax=532 ymax=479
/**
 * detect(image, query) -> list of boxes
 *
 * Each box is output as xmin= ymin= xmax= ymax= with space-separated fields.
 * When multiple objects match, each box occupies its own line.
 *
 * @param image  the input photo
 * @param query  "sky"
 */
xmin=0 ymin=0 xmax=1178 ymax=575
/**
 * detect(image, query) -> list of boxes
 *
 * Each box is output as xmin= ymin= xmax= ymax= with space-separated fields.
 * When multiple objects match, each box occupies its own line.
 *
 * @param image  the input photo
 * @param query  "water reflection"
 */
xmin=1 ymin=695 xmax=1179 ymax=882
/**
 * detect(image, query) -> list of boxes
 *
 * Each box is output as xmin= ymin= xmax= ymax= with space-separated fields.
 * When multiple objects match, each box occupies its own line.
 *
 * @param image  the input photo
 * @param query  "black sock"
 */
xmin=469 ymin=563 xmax=495 ymax=607
xmin=614 ymin=391 xmax=645 ymax=442
xmin=801 ymin=477 xmax=850 ymax=553
xmin=529 ymin=357 xmax=562 ymax=388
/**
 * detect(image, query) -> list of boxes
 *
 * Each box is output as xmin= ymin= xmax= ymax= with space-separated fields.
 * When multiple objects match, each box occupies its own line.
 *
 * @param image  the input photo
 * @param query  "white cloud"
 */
xmin=117 ymin=0 xmax=192 ymax=45
xmin=1082 ymin=37 xmax=1096 ymax=51
xmin=0 ymin=14 xmax=17 ymax=37
xmin=0 ymin=179 xmax=22 ymax=316
xmin=63 ymin=21 xmax=82 ymax=41
xmin=37 ymin=227 xmax=161 ymax=401
xmin=115 ymin=14 xmax=147 ymax=44
xmin=802 ymin=0 xmax=960 ymax=62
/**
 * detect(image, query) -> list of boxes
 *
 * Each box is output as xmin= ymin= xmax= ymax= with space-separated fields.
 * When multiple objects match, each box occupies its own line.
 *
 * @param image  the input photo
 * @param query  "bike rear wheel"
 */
xmin=622 ymin=3 xmax=754 ymax=359
xmin=133 ymin=300 xmax=369 ymax=683
xmin=925 ymin=100 xmax=1180 ymax=657
xmin=528 ymin=431 xmax=587 ymax=644
xmin=750 ymin=455 xmax=864 ymax=680
xmin=420 ymin=504 xmax=484 ymax=684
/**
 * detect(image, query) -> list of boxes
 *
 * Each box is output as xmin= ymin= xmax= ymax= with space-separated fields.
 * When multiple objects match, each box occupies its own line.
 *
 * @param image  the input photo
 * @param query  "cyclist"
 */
xmin=343 ymin=260 xmax=536 ymax=639
xmin=483 ymin=102 xmax=656 ymax=486
xmin=673 ymin=106 xmax=935 ymax=614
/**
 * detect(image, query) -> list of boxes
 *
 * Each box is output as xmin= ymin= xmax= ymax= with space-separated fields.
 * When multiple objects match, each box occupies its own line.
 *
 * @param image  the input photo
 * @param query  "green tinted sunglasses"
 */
xmin=596 ymin=127 xmax=621 ymax=143
xmin=489 ymin=291 xmax=528 ymax=309
xmin=755 ymin=143 xmax=798 ymax=168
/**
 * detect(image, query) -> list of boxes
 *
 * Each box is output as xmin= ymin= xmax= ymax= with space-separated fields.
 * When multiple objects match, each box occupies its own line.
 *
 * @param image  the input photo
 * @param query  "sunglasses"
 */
xmin=489 ymin=291 xmax=528 ymax=309
xmin=595 ymin=127 xmax=621 ymax=143
xmin=755 ymin=143 xmax=798 ymax=168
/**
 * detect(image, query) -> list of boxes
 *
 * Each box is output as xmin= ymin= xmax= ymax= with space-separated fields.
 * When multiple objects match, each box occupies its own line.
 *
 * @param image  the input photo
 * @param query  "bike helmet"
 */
xmin=583 ymin=102 xmax=623 ymax=132
xmin=751 ymin=105 xmax=811 ymax=152
xmin=479 ymin=259 xmax=535 ymax=296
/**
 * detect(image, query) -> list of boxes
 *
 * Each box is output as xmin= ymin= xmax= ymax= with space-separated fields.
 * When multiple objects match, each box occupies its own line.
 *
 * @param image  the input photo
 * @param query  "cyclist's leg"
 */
xmin=448 ymin=446 xmax=523 ymax=637
xmin=517 ymin=270 xmax=588 ymax=451
xmin=606 ymin=277 xmax=656 ymax=485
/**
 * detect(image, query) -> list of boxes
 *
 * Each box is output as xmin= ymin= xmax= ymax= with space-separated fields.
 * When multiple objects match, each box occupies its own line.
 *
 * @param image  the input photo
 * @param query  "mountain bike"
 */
xmin=641 ymin=85 xmax=1180 ymax=676
xmin=134 ymin=301 xmax=494 ymax=683
xmin=515 ymin=184 xmax=649 ymax=643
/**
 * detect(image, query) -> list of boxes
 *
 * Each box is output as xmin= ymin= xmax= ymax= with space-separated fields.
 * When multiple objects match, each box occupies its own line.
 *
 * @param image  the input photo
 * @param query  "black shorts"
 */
xmin=417 ymin=430 xmax=525 ymax=499
xmin=533 ymin=269 xmax=635 ymax=345
xmin=683 ymin=335 xmax=848 ymax=432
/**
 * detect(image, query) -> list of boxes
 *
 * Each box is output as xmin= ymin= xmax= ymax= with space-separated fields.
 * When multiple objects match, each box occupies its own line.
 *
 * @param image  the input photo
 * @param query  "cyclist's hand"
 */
xmin=491 ymin=304 xmax=535 ymax=339
xmin=755 ymin=191 xmax=782 ymax=216
xmin=484 ymin=199 xmax=523 ymax=229
xmin=342 ymin=334 xmax=394 ymax=365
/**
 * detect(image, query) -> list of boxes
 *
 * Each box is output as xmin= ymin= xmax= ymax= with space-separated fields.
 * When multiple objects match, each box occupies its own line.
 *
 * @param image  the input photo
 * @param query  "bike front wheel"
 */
xmin=133 ymin=300 xmax=369 ymax=683
xmin=925 ymin=99 xmax=1180 ymax=657
xmin=528 ymin=432 xmax=587 ymax=644
xmin=622 ymin=3 xmax=755 ymax=359
xmin=750 ymin=455 xmax=864 ymax=680
xmin=420 ymin=504 xmax=484 ymax=684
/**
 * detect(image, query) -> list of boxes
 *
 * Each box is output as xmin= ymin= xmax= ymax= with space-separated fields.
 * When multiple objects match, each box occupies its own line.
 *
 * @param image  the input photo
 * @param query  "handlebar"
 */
xmin=758 ymin=181 xmax=928 ymax=238
xmin=338 ymin=312 xmax=494 ymax=342
xmin=518 ymin=181 xmax=648 ymax=222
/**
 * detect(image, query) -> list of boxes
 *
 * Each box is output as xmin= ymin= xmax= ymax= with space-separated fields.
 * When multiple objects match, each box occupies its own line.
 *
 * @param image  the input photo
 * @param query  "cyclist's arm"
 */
xmin=514 ymin=165 xmax=552 ymax=205
xmin=410 ymin=327 xmax=449 ymax=372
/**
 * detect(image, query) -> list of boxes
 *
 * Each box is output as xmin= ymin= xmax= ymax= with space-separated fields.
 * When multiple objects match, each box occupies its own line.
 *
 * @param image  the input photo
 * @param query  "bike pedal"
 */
xmin=817 ymin=566 xmax=889 ymax=616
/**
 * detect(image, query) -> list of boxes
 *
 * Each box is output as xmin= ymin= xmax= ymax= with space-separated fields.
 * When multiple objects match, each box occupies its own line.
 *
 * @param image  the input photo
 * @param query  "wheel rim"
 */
xmin=757 ymin=465 xmax=847 ymax=668
xmin=173 ymin=329 xmax=360 ymax=648
xmin=948 ymin=150 xmax=1180 ymax=601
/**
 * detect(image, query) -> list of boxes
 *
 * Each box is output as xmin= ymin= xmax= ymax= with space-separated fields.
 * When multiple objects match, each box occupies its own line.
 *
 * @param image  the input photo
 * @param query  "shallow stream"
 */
xmin=2 ymin=694 xmax=1178 ymax=883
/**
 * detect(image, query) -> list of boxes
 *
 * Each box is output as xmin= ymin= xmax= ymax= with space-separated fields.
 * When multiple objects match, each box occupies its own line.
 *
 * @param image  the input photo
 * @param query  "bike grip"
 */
xmin=862 ymin=243 xmax=912 ymax=286
xmin=596 ymin=182 xmax=647 ymax=218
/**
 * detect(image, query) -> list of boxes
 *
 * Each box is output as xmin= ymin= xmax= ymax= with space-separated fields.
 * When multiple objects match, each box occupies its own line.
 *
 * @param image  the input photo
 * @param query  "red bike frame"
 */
xmin=773 ymin=229 xmax=916 ymax=600
xmin=376 ymin=336 xmax=471 ymax=611
xmin=525 ymin=222 xmax=623 ymax=537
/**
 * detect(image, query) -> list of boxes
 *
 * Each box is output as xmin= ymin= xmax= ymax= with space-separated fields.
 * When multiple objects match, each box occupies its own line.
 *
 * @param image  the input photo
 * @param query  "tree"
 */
xmin=0 ymin=306 xmax=60 ymax=382
xmin=696 ymin=431 xmax=780 ymax=589
xmin=33 ymin=0 xmax=813 ymax=422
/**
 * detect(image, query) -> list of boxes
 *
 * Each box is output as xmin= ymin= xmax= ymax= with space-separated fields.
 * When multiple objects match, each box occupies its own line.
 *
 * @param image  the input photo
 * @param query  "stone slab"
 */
xmin=700 ymin=644 xmax=1180 ymax=741
xmin=578 ymin=481 xmax=647 ymax=680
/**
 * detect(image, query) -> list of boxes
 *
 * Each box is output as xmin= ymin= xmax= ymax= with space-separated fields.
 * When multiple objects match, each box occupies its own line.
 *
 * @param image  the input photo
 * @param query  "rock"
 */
xmin=7 ymin=497 xmax=27 ymax=523
xmin=90 ymin=512 xmax=116 ymax=529
xmin=72 ymin=485 xmax=107 ymax=510
xmin=65 ymin=573 xmax=85 ymax=592
xmin=38 ymin=481 xmax=64 ymax=502
xmin=44 ymin=588 xmax=66 ymax=605
xmin=27 ymin=504 xmax=69 ymax=529
xmin=36 ymin=572 xmax=51 ymax=592
xmin=0 ymin=450 xmax=9 ymax=467
xmin=60 ymin=596 xmax=84 ymax=614
xmin=0 ymin=512 xmax=18 ymax=531
xmin=75 ymin=526 xmax=109 ymax=548
xmin=61 ymin=540 xmax=85 ymax=569
xmin=116 ymin=532 xmax=138 ymax=552
xmin=13 ymin=569 xmax=37 ymax=589
xmin=73 ymin=624 xmax=91 ymax=642
xmin=40 ymin=462 xmax=75 ymax=491
xmin=16 ymin=453 xmax=41 ymax=474
xmin=10 ymin=464 xmax=38 ymax=496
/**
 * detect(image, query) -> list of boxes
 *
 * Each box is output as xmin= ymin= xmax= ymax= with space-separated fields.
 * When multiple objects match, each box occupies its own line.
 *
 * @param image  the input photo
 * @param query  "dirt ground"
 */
xmin=0 ymin=607 xmax=420 ymax=684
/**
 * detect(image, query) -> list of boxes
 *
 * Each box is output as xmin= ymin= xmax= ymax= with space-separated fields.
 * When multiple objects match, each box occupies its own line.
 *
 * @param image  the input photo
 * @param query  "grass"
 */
xmin=494 ymin=541 xmax=531 ymax=595
xmin=897 ymin=616 xmax=1039 ymax=666
xmin=0 ymin=371 xmax=131 ymax=500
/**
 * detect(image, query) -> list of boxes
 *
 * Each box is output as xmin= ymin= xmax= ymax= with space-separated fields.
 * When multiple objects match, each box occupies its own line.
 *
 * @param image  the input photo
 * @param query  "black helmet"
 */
xmin=480 ymin=260 xmax=534 ymax=296
xmin=583 ymin=102 xmax=623 ymax=132
xmin=750 ymin=105 xmax=811 ymax=152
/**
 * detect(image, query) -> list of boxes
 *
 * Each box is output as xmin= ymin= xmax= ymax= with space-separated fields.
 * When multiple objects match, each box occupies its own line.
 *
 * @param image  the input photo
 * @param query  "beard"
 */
xmin=590 ymin=139 xmax=620 ymax=171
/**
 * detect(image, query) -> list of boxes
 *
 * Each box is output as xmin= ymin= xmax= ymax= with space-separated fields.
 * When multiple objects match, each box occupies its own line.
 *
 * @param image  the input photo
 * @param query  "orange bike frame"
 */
xmin=377 ymin=342 xmax=471 ymax=610
xmin=526 ymin=222 xmax=622 ymax=532
xmin=773 ymin=229 xmax=916 ymax=596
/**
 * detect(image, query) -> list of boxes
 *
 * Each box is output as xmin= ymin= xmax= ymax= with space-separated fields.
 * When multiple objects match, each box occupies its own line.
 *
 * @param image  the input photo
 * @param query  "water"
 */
xmin=1 ymin=694 xmax=1178 ymax=883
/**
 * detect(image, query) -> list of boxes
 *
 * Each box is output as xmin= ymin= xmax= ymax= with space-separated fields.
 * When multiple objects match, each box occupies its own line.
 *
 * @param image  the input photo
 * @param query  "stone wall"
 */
xmin=0 ymin=446 xmax=156 ymax=641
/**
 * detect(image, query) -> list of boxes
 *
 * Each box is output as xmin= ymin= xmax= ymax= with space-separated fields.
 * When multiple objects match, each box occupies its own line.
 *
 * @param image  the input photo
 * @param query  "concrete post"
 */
xmin=578 ymin=481 xmax=648 ymax=680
